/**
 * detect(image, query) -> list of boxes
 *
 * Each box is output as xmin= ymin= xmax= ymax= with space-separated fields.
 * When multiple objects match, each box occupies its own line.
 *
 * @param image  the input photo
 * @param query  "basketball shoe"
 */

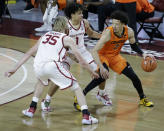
xmin=34 ymin=24 xmax=52 ymax=32
xmin=41 ymin=99 xmax=52 ymax=112
xmin=139 ymin=98 xmax=154 ymax=107
xmin=73 ymin=96 xmax=81 ymax=112
xmin=22 ymin=107 xmax=36 ymax=118
xmin=82 ymin=114 xmax=98 ymax=125
xmin=23 ymin=3 xmax=34 ymax=13
xmin=96 ymin=91 xmax=112 ymax=106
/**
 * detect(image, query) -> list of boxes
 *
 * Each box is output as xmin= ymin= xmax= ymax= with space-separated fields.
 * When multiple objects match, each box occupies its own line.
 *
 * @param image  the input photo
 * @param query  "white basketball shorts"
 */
xmin=34 ymin=61 xmax=77 ymax=90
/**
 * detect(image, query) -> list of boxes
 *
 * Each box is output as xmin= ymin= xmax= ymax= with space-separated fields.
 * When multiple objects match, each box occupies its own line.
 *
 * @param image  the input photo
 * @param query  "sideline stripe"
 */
xmin=0 ymin=53 xmax=27 ymax=96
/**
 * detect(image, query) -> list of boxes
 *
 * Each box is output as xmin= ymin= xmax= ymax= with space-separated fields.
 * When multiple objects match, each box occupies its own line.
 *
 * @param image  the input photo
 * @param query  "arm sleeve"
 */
xmin=130 ymin=43 xmax=143 ymax=55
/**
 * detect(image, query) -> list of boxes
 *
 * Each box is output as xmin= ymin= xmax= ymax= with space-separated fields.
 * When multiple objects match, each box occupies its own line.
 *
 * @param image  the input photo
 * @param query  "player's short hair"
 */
xmin=52 ymin=16 xmax=68 ymax=32
xmin=110 ymin=10 xmax=129 ymax=25
xmin=64 ymin=3 xmax=83 ymax=19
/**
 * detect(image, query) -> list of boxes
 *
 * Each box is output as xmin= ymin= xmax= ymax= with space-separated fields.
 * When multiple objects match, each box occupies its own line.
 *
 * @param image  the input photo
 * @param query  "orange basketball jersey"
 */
xmin=98 ymin=26 xmax=129 ymax=57
xmin=57 ymin=0 xmax=66 ymax=10
xmin=116 ymin=0 xmax=136 ymax=3
xmin=57 ymin=0 xmax=83 ymax=10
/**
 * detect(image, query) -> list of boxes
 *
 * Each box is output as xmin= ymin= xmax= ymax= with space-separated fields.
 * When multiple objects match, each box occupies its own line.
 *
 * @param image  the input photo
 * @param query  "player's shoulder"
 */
xmin=63 ymin=35 xmax=74 ymax=42
xmin=63 ymin=35 xmax=76 ymax=47
xmin=127 ymin=26 xmax=134 ymax=34
xmin=126 ymin=26 xmax=135 ymax=39
xmin=102 ymin=28 xmax=111 ymax=35
xmin=47 ymin=31 xmax=65 ymax=36
xmin=83 ymin=19 xmax=89 ymax=26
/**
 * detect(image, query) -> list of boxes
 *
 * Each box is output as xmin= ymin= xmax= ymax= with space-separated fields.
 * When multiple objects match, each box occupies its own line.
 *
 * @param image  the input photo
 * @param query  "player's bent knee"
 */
xmin=70 ymin=81 xmax=80 ymax=91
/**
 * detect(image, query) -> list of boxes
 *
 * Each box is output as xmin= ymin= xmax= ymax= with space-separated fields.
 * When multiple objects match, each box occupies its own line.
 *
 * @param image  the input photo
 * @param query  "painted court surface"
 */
xmin=0 ymin=1 xmax=164 ymax=131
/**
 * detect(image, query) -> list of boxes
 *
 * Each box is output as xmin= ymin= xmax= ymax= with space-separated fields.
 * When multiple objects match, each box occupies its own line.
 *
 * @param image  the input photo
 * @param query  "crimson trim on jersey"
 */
xmin=88 ymin=60 xmax=95 ymax=64
xmin=82 ymin=20 xmax=86 ymax=33
xmin=68 ymin=20 xmax=82 ymax=31
xmin=62 ymin=61 xmax=71 ymax=70
xmin=58 ymin=35 xmax=67 ymax=61
xmin=54 ymin=61 xmax=76 ymax=89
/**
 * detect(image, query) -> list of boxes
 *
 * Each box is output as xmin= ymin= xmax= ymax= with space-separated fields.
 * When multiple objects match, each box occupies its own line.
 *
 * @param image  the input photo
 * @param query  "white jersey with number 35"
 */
xmin=33 ymin=31 xmax=77 ymax=89
xmin=34 ymin=31 xmax=67 ymax=68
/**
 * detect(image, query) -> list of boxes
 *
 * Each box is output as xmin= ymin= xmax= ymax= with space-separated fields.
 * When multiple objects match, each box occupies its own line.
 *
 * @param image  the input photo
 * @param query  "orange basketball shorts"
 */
xmin=99 ymin=54 xmax=127 ymax=74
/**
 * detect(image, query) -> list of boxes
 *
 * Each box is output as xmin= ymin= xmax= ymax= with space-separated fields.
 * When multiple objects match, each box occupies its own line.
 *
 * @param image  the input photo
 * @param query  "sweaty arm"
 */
xmin=63 ymin=36 xmax=99 ymax=78
xmin=128 ymin=28 xmax=154 ymax=59
xmin=92 ymin=29 xmax=110 ymax=79
xmin=84 ymin=19 xmax=101 ymax=39
xmin=128 ymin=27 xmax=143 ymax=55
xmin=5 ymin=38 xmax=41 ymax=77
xmin=66 ymin=52 xmax=78 ymax=63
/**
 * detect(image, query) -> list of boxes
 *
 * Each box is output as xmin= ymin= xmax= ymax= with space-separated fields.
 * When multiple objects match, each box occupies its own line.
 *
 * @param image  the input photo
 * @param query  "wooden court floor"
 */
xmin=0 ymin=34 xmax=164 ymax=131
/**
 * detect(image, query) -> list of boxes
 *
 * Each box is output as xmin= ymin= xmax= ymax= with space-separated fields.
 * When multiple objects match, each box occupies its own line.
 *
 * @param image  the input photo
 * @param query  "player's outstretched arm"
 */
xmin=5 ymin=38 xmax=41 ymax=77
xmin=92 ymin=29 xmax=110 ymax=79
xmin=84 ymin=19 xmax=101 ymax=39
xmin=128 ymin=27 xmax=154 ymax=59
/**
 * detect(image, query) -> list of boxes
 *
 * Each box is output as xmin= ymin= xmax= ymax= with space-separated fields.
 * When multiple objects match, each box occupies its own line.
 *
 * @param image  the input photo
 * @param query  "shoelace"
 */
xmin=29 ymin=107 xmax=35 ymax=113
xmin=102 ymin=94 xmax=110 ymax=101
xmin=143 ymin=98 xmax=149 ymax=103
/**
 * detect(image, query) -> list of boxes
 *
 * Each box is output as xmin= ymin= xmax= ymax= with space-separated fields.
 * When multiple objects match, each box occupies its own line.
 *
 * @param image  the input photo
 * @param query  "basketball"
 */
xmin=141 ymin=56 xmax=157 ymax=72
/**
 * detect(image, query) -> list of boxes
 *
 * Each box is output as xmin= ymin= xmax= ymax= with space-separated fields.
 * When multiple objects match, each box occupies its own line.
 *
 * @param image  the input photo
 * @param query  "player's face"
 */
xmin=112 ymin=19 xmax=124 ymax=33
xmin=71 ymin=10 xmax=83 ymax=22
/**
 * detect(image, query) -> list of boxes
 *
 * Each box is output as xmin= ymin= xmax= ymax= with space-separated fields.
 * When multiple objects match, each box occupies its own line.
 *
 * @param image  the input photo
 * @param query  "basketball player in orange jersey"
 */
xmin=75 ymin=10 xmax=154 ymax=108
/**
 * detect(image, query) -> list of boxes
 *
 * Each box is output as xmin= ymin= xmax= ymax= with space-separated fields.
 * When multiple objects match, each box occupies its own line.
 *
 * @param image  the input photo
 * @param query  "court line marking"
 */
xmin=0 ymin=53 xmax=27 ymax=97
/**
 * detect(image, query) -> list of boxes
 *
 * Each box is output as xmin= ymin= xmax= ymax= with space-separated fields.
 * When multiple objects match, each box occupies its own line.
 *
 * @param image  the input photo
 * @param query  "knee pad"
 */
xmin=70 ymin=81 xmax=80 ymax=91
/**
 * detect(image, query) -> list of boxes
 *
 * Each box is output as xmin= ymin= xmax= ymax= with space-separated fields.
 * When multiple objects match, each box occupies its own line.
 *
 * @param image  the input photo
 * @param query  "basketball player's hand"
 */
xmin=143 ymin=53 xmax=154 ymax=59
xmin=91 ymin=71 xmax=99 ymax=79
xmin=99 ymin=67 xmax=109 ymax=79
xmin=4 ymin=69 xmax=17 ymax=77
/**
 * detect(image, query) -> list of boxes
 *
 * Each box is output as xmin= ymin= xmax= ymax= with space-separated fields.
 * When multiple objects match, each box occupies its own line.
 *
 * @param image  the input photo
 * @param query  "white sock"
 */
xmin=99 ymin=89 xmax=105 ymax=95
xmin=45 ymin=94 xmax=51 ymax=102
xmin=32 ymin=97 xmax=39 ymax=103
xmin=81 ymin=105 xmax=88 ymax=111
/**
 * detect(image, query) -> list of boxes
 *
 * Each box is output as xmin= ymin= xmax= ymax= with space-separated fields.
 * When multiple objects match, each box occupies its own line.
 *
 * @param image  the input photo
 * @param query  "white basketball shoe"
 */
xmin=22 ymin=107 xmax=36 ymax=118
xmin=96 ymin=91 xmax=112 ymax=106
xmin=34 ymin=24 xmax=52 ymax=32
xmin=41 ymin=99 xmax=52 ymax=112
xmin=82 ymin=114 xmax=98 ymax=125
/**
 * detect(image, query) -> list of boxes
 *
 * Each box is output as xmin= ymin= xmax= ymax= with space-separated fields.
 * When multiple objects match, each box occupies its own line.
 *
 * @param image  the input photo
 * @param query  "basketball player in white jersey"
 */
xmin=41 ymin=3 xmax=112 ymax=112
xmin=5 ymin=16 xmax=99 ymax=125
